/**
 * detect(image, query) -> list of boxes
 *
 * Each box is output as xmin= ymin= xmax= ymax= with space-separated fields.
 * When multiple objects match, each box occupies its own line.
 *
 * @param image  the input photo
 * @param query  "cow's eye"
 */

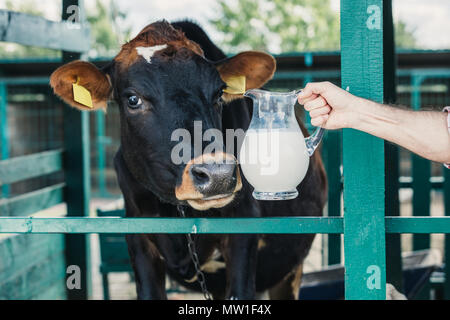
xmin=127 ymin=95 xmax=142 ymax=108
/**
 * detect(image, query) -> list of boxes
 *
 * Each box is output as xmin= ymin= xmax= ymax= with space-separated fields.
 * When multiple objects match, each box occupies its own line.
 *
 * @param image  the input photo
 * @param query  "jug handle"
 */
xmin=305 ymin=126 xmax=325 ymax=156
xmin=295 ymin=89 xmax=325 ymax=156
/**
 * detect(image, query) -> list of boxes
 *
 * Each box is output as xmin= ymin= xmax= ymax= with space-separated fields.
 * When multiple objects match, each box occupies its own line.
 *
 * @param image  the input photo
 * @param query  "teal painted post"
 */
xmin=96 ymin=110 xmax=107 ymax=197
xmin=0 ymin=83 xmax=10 ymax=198
xmin=326 ymin=130 xmax=342 ymax=265
xmin=383 ymin=0 xmax=403 ymax=292
xmin=341 ymin=0 xmax=387 ymax=299
xmin=445 ymin=167 xmax=450 ymax=299
xmin=62 ymin=0 xmax=91 ymax=300
xmin=411 ymin=75 xmax=431 ymax=251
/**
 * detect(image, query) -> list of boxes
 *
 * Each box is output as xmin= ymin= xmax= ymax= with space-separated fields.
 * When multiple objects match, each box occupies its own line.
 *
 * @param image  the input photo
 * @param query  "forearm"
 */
xmin=351 ymin=99 xmax=450 ymax=163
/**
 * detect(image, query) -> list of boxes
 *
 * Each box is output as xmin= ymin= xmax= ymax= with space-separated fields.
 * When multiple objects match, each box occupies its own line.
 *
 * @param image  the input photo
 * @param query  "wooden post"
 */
xmin=341 ymin=0 xmax=387 ymax=299
xmin=62 ymin=0 xmax=91 ymax=300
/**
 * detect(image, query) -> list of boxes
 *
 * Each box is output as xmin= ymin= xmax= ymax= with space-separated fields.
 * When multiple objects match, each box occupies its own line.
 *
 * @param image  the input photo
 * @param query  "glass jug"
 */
xmin=239 ymin=89 xmax=324 ymax=200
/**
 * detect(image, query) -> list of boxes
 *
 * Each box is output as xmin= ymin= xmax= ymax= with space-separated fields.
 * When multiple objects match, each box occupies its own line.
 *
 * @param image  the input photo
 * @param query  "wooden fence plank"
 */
xmin=341 ymin=0 xmax=387 ymax=300
xmin=0 ymin=149 xmax=63 ymax=185
xmin=0 ymin=183 xmax=64 ymax=216
xmin=0 ymin=10 xmax=89 ymax=52
xmin=31 ymin=278 xmax=67 ymax=300
xmin=0 ymin=234 xmax=64 ymax=282
xmin=0 ymin=250 xmax=66 ymax=299
xmin=0 ymin=234 xmax=66 ymax=300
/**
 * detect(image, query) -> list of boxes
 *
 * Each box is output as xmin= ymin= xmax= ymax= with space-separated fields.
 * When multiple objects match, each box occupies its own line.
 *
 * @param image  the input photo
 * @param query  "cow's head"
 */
xmin=50 ymin=20 xmax=275 ymax=210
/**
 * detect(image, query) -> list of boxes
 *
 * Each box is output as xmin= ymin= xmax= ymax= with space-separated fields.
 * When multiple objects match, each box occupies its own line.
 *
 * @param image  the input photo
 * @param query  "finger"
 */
xmin=304 ymin=81 xmax=333 ymax=95
xmin=309 ymin=105 xmax=331 ymax=118
xmin=311 ymin=114 xmax=329 ymax=127
xmin=304 ymin=96 xmax=327 ymax=111
xmin=298 ymin=93 xmax=318 ymax=105
xmin=297 ymin=88 xmax=314 ymax=101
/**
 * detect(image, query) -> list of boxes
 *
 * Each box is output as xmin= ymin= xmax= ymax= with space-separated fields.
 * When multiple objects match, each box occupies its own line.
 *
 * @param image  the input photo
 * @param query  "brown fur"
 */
xmin=218 ymin=51 xmax=276 ymax=101
xmin=114 ymin=20 xmax=204 ymax=70
xmin=49 ymin=60 xmax=111 ymax=111
xmin=50 ymin=21 xmax=276 ymax=111
xmin=268 ymin=264 xmax=303 ymax=300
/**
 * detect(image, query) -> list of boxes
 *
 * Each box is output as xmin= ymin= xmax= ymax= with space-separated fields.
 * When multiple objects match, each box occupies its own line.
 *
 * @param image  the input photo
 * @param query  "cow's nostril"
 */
xmin=191 ymin=166 xmax=211 ymax=185
xmin=189 ymin=162 xmax=237 ymax=197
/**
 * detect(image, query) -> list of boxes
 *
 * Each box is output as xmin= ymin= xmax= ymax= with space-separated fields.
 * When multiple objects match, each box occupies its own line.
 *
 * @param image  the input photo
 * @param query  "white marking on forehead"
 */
xmin=136 ymin=44 xmax=167 ymax=63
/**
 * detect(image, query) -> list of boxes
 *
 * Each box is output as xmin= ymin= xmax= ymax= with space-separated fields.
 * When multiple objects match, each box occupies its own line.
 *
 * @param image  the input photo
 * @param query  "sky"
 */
xmin=1 ymin=0 xmax=449 ymax=51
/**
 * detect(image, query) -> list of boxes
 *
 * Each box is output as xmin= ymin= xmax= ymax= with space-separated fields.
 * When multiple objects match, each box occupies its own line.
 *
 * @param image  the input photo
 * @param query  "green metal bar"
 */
xmin=0 ymin=183 xmax=64 ymax=216
xmin=0 ymin=149 xmax=63 ymax=185
xmin=411 ymin=75 xmax=431 ymax=251
xmin=399 ymin=176 xmax=444 ymax=189
xmin=95 ymin=111 xmax=107 ymax=197
xmin=445 ymin=167 xmax=450 ymax=299
xmin=272 ymin=70 xmax=340 ymax=81
xmin=270 ymin=69 xmax=450 ymax=82
xmin=385 ymin=217 xmax=450 ymax=233
xmin=326 ymin=130 xmax=342 ymax=265
xmin=341 ymin=0 xmax=387 ymax=300
xmin=0 ymin=77 xmax=50 ymax=85
xmin=385 ymin=143 xmax=403 ymax=289
xmin=383 ymin=0 xmax=403 ymax=291
xmin=0 ymin=216 xmax=449 ymax=234
xmin=0 ymin=83 xmax=9 ymax=198
xmin=0 ymin=217 xmax=344 ymax=234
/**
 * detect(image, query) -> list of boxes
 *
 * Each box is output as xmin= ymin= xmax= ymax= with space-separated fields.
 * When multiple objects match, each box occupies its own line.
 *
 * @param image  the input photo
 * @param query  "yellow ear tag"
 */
xmin=72 ymin=77 xmax=93 ymax=108
xmin=223 ymin=75 xmax=246 ymax=94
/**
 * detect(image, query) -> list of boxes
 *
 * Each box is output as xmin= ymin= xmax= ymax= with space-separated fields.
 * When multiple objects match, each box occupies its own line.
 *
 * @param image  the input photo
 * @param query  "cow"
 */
xmin=50 ymin=20 xmax=327 ymax=300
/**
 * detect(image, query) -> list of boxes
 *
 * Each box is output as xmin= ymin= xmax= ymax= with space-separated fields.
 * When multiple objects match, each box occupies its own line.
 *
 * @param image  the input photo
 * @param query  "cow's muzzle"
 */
xmin=175 ymin=152 xmax=242 ymax=210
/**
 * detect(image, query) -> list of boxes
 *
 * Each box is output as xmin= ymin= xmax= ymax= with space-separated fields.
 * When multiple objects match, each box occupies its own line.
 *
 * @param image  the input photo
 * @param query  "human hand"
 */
xmin=297 ymin=81 xmax=363 ymax=129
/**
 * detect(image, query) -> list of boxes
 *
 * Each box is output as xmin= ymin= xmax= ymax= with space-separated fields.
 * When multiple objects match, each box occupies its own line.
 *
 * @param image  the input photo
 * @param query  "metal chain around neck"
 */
xmin=177 ymin=205 xmax=212 ymax=300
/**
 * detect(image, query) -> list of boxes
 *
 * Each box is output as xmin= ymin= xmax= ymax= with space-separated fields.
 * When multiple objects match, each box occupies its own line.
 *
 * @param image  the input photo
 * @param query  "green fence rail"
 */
xmin=1 ymin=216 xmax=450 ymax=234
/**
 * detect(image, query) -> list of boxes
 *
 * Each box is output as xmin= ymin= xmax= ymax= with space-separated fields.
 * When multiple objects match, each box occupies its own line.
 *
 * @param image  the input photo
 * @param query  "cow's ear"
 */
xmin=215 ymin=51 xmax=276 ymax=101
xmin=50 ymin=60 xmax=112 ymax=111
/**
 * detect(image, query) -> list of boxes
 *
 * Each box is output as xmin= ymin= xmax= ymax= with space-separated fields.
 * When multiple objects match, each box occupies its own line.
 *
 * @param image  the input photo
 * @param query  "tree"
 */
xmin=210 ymin=0 xmax=417 ymax=53
xmin=86 ymin=0 xmax=131 ymax=57
xmin=210 ymin=0 xmax=340 ymax=53
xmin=395 ymin=20 xmax=417 ymax=49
